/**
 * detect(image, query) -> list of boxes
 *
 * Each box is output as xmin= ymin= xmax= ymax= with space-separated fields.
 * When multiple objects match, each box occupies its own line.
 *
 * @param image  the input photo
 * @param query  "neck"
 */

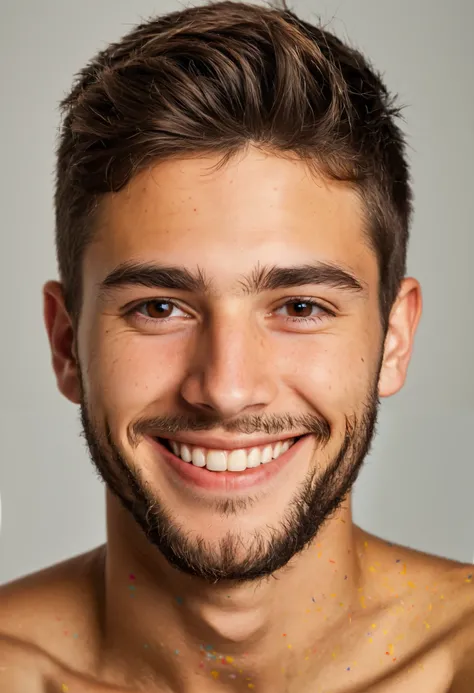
xmin=97 ymin=491 xmax=363 ymax=693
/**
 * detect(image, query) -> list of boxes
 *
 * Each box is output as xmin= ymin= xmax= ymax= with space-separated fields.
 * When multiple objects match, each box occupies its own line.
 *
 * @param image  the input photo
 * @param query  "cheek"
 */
xmin=83 ymin=330 xmax=185 ymax=418
xmin=283 ymin=333 xmax=377 ymax=413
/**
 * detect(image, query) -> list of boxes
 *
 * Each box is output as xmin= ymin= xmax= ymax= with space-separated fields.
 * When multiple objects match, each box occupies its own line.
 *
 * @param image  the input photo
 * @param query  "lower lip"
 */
xmin=147 ymin=435 xmax=309 ymax=492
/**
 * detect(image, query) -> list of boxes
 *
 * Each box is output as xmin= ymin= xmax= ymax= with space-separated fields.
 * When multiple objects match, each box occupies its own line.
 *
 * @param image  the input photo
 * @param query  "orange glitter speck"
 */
xmin=210 ymin=670 xmax=219 ymax=679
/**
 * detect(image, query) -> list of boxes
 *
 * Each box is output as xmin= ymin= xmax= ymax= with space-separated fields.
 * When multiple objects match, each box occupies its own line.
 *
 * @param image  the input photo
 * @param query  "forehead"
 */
xmin=86 ymin=149 xmax=377 ymax=289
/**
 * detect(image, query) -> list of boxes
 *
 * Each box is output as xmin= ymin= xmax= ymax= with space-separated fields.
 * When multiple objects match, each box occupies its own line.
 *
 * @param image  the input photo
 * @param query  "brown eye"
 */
xmin=285 ymin=301 xmax=317 ymax=318
xmin=274 ymin=299 xmax=330 ymax=325
xmin=139 ymin=301 xmax=174 ymax=319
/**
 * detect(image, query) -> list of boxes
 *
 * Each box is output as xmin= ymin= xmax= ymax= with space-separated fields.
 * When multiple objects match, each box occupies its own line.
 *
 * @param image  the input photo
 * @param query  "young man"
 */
xmin=1 ymin=1 xmax=473 ymax=691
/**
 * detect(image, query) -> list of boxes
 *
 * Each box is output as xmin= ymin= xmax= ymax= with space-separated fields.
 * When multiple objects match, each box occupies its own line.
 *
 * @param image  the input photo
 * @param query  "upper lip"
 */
xmin=153 ymin=433 xmax=306 ymax=451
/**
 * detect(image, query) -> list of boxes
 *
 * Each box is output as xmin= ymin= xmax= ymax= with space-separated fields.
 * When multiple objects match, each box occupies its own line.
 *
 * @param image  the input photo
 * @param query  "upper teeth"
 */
xmin=166 ymin=438 xmax=295 ymax=472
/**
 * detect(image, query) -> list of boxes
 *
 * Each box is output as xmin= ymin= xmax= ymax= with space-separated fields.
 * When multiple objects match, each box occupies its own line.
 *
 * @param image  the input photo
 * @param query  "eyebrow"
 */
xmin=98 ymin=259 xmax=367 ymax=300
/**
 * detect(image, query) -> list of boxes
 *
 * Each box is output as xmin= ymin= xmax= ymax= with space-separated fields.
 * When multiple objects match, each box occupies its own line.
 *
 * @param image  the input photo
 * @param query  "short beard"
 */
xmin=79 ymin=381 xmax=380 ymax=584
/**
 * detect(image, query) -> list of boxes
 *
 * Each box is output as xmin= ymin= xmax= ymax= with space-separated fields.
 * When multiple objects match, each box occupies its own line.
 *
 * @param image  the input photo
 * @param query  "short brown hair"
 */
xmin=55 ymin=0 xmax=412 ymax=331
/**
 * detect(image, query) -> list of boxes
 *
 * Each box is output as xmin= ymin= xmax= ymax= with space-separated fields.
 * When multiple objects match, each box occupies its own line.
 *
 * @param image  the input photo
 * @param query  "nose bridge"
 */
xmin=180 ymin=308 xmax=276 ymax=416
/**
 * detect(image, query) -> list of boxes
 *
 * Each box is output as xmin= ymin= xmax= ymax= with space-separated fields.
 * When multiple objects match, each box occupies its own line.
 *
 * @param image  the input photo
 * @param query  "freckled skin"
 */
xmin=1 ymin=149 xmax=473 ymax=692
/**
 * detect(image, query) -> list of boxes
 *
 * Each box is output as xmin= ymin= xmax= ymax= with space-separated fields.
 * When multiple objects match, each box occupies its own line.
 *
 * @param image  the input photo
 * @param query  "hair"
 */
xmin=54 ymin=0 xmax=412 ymax=332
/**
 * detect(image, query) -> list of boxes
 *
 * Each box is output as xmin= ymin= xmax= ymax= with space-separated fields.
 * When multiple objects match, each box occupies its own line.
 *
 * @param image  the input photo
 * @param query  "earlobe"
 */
xmin=378 ymin=278 xmax=423 ymax=398
xmin=43 ymin=280 xmax=81 ymax=404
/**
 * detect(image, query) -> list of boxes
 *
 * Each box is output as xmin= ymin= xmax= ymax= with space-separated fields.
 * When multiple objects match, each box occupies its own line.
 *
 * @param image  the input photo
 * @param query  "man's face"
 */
xmin=71 ymin=148 xmax=387 ymax=581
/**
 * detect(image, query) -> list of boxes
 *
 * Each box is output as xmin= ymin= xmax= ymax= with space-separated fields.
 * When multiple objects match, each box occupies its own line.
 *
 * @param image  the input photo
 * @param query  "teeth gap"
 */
xmin=159 ymin=437 xmax=173 ymax=452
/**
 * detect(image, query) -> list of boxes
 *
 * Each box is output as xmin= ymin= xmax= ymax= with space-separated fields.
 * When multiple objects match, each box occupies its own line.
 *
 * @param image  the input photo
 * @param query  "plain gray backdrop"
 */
xmin=1 ymin=0 xmax=473 ymax=585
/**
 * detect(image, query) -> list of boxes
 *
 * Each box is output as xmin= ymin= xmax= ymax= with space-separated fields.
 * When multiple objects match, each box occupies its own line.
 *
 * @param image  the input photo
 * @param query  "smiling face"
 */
xmin=45 ymin=147 xmax=420 ymax=582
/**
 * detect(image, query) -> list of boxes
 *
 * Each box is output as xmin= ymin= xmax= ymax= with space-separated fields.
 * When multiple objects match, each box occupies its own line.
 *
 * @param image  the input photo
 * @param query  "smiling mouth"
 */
xmin=156 ymin=435 xmax=305 ymax=473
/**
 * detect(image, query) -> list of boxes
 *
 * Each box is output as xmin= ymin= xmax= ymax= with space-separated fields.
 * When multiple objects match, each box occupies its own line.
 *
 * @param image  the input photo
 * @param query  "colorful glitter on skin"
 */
xmin=61 ymin=685 xmax=68 ymax=692
xmin=127 ymin=573 xmax=137 ymax=597
xmin=104 ymin=553 xmax=469 ymax=690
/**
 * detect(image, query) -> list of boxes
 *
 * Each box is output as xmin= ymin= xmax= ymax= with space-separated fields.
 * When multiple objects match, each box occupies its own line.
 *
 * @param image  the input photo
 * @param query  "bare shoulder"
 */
xmin=0 ymin=545 xmax=105 ymax=685
xmin=356 ymin=527 xmax=474 ymax=690
xmin=356 ymin=525 xmax=473 ymax=592
xmin=0 ymin=632 xmax=57 ymax=692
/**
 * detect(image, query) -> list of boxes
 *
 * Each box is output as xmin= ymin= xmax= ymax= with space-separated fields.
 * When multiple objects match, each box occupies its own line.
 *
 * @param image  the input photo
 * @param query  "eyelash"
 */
xmin=125 ymin=298 xmax=334 ymax=327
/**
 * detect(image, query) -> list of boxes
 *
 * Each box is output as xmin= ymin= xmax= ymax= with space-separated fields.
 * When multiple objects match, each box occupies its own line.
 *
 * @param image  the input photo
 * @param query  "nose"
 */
xmin=179 ymin=310 xmax=278 ymax=419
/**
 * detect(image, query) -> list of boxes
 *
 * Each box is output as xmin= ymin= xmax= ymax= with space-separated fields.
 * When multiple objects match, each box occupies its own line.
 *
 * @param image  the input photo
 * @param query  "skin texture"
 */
xmin=1 ymin=147 xmax=473 ymax=692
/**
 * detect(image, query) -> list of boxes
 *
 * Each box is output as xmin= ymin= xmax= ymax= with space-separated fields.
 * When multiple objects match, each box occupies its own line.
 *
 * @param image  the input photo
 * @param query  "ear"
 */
xmin=378 ymin=277 xmax=423 ymax=398
xmin=43 ymin=280 xmax=81 ymax=404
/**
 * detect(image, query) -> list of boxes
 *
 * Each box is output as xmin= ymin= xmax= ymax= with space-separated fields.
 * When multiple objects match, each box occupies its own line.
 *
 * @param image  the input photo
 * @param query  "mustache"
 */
xmin=129 ymin=412 xmax=331 ymax=447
